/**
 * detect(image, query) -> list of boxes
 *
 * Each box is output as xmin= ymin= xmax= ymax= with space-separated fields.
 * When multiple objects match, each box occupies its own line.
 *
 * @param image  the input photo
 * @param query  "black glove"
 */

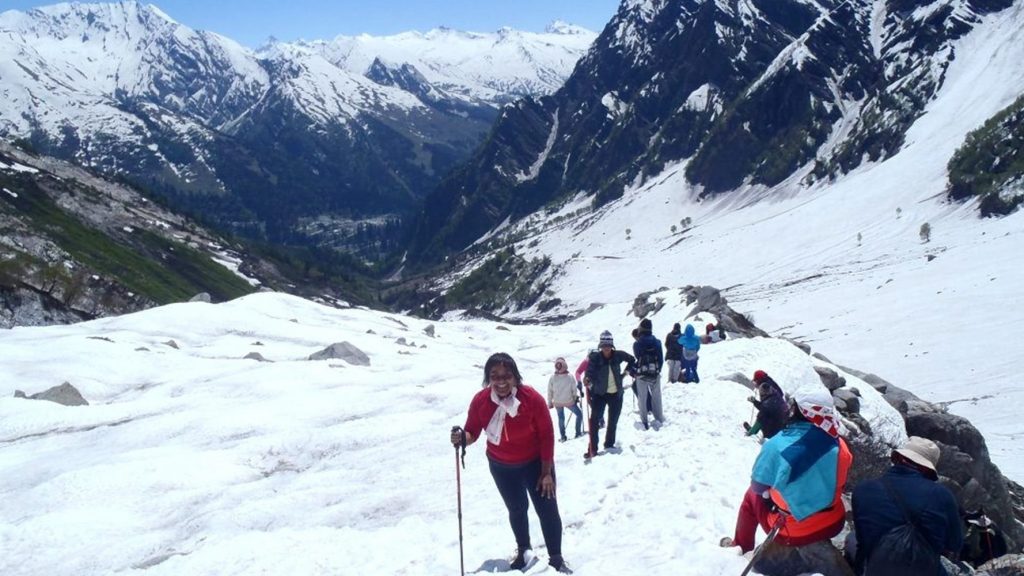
xmin=450 ymin=426 xmax=466 ymax=448
xmin=742 ymin=422 xmax=751 ymax=432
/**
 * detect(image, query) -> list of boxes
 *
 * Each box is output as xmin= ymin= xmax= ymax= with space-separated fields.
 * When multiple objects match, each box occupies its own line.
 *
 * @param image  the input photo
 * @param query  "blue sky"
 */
xmin=3 ymin=1 xmax=622 ymax=46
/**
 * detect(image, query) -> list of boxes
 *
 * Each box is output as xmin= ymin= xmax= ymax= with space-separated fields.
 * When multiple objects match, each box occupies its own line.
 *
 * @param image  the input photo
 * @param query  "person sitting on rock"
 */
xmin=851 ymin=436 xmax=964 ymax=575
xmin=960 ymin=507 xmax=1008 ymax=568
xmin=703 ymin=322 xmax=726 ymax=344
xmin=744 ymin=370 xmax=789 ymax=440
xmin=722 ymin=388 xmax=853 ymax=576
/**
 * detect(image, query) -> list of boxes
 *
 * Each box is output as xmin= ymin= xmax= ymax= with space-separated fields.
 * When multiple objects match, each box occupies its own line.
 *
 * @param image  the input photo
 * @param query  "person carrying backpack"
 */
xmin=851 ymin=436 xmax=963 ymax=575
xmin=744 ymin=370 xmax=789 ymax=440
xmin=722 ymin=388 xmax=853 ymax=575
xmin=632 ymin=318 xmax=665 ymax=430
xmin=583 ymin=331 xmax=636 ymax=459
xmin=548 ymin=358 xmax=583 ymax=442
xmin=677 ymin=324 xmax=701 ymax=383
xmin=664 ymin=323 xmax=683 ymax=383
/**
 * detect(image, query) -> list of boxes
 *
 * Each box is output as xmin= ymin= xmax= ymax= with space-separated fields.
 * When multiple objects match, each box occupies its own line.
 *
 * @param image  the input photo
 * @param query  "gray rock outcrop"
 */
xmin=13 ymin=382 xmax=89 ymax=406
xmin=308 ymin=342 xmax=370 ymax=366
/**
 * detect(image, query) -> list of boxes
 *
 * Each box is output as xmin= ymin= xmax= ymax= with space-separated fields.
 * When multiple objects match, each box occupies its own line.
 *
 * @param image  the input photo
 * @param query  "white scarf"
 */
xmin=485 ymin=386 xmax=520 ymax=445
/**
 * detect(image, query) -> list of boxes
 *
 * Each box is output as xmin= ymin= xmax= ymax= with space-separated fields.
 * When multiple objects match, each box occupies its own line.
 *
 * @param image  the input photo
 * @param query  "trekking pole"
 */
xmin=583 ymin=386 xmax=593 ymax=458
xmin=452 ymin=426 xmax=466 ymax=576
xmin=740 ymin=513 xmax=787 ymax=576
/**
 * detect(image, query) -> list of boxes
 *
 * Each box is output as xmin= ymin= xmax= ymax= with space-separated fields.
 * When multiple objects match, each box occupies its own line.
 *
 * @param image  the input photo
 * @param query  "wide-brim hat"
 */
xmin=895 ymin=436 xmax=941 ymax=471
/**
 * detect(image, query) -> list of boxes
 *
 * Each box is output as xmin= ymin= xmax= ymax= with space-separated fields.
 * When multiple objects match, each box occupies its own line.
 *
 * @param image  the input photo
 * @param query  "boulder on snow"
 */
xmin=189 ymin=292 xmax=212 ymax=303
xmin=423 ymin=324 xmax=436 ymax=338
xmin=833 ymin=389 xmax=861 ymax=414
xmin=814 ymin=366 xmax=847 ymax=391
xmin=244 ymin=352 xmax=270 ymax=362
xmin=162 ymin=339 xmax=179 ymax=349
xmin=14 ymin=382 xmax=89 ymax=406
xmin=308 ymin=342 xmax=370 ymax=366
xmin=788 ymin=339 xmax=812 ymax=355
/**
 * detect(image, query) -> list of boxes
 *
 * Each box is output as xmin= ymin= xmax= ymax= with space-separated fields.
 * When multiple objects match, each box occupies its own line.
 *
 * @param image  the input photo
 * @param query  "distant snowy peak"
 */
xmin=304 ymin=23 xmax=597 ymax=104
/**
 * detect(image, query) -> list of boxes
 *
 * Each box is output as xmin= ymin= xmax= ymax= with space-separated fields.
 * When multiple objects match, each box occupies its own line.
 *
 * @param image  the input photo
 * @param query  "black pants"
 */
xmin=588 ymin=390 xmax=623 ymax=453
xmin=488 ymin=457 xmax=563 ymax=556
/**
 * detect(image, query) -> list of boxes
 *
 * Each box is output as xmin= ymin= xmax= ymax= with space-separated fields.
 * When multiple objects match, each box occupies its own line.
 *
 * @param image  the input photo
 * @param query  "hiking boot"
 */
xmin=549 ymin=555 xmax=573 ymax=574
xmin=559 ymin=436 xmax=568 ymax=443
xmin=574 ymin=431 xmax=584 ymax=439
xmin=510 ymin=548 xmax=531 ymax=570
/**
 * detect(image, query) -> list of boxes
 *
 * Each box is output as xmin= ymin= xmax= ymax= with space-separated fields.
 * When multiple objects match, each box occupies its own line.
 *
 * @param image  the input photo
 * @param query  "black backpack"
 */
xmin=637 ymin=342 xmax=660 ymax=377
xmin=865 ymin=479 xmax=940 ymax=576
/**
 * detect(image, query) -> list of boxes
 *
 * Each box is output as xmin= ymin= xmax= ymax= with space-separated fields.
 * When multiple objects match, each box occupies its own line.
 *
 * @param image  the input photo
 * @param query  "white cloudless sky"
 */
xmin=2 ymin=0 xmax=622 ymax=46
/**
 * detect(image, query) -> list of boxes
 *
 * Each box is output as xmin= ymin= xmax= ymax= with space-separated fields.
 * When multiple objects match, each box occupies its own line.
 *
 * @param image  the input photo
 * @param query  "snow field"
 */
xmin=0 ymin=292 xmax=902 ymax=575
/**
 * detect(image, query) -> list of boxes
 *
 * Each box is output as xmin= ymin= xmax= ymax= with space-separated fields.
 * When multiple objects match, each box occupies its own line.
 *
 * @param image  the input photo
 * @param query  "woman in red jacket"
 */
xmin=450 ymin=352 xmax=572 ymax=573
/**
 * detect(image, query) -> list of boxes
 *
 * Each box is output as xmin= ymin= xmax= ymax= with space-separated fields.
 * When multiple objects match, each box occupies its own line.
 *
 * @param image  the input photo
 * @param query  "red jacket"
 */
xmin=464 ymin=385 xmax=555 ymax=465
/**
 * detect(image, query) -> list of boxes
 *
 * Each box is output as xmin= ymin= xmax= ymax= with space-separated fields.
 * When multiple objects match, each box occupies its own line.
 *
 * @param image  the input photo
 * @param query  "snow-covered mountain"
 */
xmin=0 ymin=2 xmax=596 ymax=253
xmin=304 ymin=21 xmax=596 ymax=105
xmin=403 ymin=0 xmax=1024 ymax=482
xmin=409 ymin=0 xmax=1021 ymax=261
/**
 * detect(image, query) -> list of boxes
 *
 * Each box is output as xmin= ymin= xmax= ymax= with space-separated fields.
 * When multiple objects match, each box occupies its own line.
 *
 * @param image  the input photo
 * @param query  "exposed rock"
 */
xmin=308 ymin=342 xmax=370 ymax=366
xmin=396 ymin=337 xmax=408 ymax=346
xmin=815 ymin=366 xmax=847 ymax=391
xmin=833 ymin=389 xmax=861 ymax=414
xmin=423 ymin=324 xmax=436 ymax=337
xmin=753 ymin=538 xmax=855 ymax=576
xmin=906 ymin=410 xmax=1024 ymax=550
xmin=366 ymin=329 xmax=376 ymax=335
xmin=189 ymin=292 xmax=211 ymax=303
xmin=976 ymin=553 xmax=1024 ymax=574
xmin=834 ymin=397 xmax=849 ymax=412
xmin=244 ymin=352 xmax=269 ymax=362
xmin=162 ymin=339 xmax=179 ymax=349
xmin=252 ymin=341 xmax=264 ymax=346
xmin=134 ymin=347 xmax=149 ymax=352
xmin=721 ymin=372 xmax=756 ymax=390
xmin=14 ymin=382 xmax=89 ymax=406
xmin=87 ymin=336 xmax=114 ymax=343
xmin=631 ymin=289 xmax=668 ymax=318
xmin=496 ymin=326 xmax=510 ymax=331
xmin=813 ymin=351 xmax=833 ymax=363
xmin=788 ymin=339 xmax=812 ymax=355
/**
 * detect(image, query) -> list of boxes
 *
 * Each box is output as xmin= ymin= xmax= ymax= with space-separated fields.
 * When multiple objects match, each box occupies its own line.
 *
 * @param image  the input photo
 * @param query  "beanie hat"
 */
xmin=599 ymin=330 xmax=614 ymax=348
xmin=706 ymin=323 xmax=715 ymax=334
xmin=673 ymin=323 xmax=681 ymax=332
xmin=793 ymin=388 xmax=839 ymax=438
xmin=895 ymin=436 xmax=941 ymax=472
xmin=639 ymin=318 xmax=652 ymax=331
xmin=753 ymin=370 xmax=768 ymax=384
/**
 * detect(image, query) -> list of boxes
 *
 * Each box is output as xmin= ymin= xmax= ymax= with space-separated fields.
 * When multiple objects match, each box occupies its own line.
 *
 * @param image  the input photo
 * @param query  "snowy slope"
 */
xmin=304 ymin=21 xmax=597 ymax=105
xmin=446 ymin=2 xmax=1024 ymax=481
xmin=0 ymin=292 xmax=902 ymax=576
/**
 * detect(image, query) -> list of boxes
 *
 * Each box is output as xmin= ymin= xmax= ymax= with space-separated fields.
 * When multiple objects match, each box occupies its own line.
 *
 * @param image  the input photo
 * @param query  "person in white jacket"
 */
xmin=548 ymin=357 xmax=583 ymax=441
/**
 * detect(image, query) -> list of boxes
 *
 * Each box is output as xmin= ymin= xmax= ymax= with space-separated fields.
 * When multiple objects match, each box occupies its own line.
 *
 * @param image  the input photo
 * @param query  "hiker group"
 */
xmin=449 ymin=320 xmax=1004 ymax=575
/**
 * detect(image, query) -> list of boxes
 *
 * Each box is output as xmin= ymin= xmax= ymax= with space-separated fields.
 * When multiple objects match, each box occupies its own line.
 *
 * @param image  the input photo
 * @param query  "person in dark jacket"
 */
xmin=851 ymin=436 xmax=963 ymax=575
xmin=677 ymin=324 xmax=701 ymax=383
xmin=664 ymin=323 xmax=683 ymax=383
xmin=450 ymin=352 xmax=573 ymax=573
xmin=583 ymin=331 xmax=636 ymax=459
xmin=632 ymin=318 xmax=665 ymax=430
xmin=743 ymin=370 xmax=789 ymax=439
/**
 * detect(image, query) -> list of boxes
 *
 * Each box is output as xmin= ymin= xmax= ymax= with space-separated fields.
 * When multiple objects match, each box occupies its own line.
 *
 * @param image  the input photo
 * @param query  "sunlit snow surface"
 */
xmin=0 ymin=292 xmax=903 ymax=575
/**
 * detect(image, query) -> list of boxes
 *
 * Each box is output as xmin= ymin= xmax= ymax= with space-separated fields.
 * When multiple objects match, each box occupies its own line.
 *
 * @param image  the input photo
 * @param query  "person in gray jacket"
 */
xmin=583 ymin=331 xmax=636 ymax=459
xmin=633 ymin=318 xmax=665 ymax=430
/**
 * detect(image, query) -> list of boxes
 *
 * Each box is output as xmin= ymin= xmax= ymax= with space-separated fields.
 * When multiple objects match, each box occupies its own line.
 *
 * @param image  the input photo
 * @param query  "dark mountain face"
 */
xmin=409 ymin=0 xmax=1016 ymax=267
